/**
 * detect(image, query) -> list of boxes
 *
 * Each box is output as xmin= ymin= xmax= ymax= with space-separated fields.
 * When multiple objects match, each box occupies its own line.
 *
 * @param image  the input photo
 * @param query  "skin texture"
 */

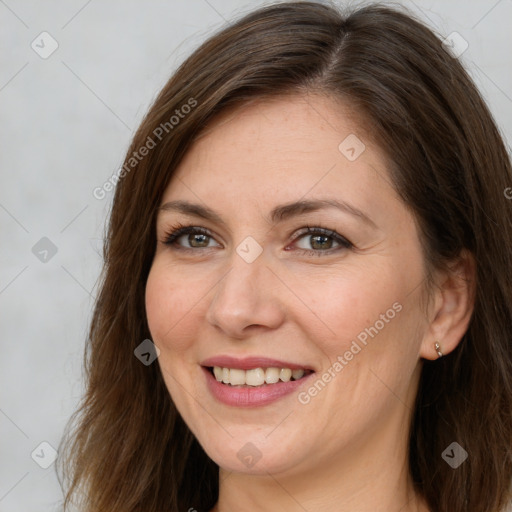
xmin=145 ymin=94 xmax=474 ymax=512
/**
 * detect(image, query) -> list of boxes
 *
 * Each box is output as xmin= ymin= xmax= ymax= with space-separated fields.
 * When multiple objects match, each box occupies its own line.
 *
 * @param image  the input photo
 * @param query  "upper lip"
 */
xmin=201 ymin=355 xmax=315 ymax=371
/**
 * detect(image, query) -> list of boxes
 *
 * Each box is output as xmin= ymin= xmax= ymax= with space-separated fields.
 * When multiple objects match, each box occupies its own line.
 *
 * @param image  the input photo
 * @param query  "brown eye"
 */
xmin=163 ymin=225 xmax=220 ymax=250
xmin=292 ymin=227 xmax=352 ymax=255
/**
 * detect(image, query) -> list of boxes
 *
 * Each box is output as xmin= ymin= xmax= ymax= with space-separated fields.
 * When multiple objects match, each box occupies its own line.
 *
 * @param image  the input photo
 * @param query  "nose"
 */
xmin=205 ymin=249 xmax=286 ymax=339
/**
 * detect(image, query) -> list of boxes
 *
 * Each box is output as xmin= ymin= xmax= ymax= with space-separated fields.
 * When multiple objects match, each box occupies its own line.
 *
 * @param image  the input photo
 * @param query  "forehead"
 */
xmin=161 ymin=94 xmax=397 ymax=216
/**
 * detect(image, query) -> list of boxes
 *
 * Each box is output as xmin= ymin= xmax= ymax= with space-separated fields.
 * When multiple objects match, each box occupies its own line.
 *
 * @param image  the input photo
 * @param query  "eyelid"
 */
xmin=161 ymin=222 xmax=353 ymax=255
xmin=162 ymin=224 xmax=221 ymax=249
xmin=291 ymin=225 xmax=353 ymax=249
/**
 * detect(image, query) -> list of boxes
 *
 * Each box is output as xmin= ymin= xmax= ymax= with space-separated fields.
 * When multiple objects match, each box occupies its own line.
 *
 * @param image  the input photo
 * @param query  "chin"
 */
xmin=198 ymin=429 xmax=309 ymax=476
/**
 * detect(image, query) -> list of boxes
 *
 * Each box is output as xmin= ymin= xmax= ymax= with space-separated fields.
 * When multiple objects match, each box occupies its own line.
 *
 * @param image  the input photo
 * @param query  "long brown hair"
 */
xmin=58 ymin=2 xmax=512 ymax=511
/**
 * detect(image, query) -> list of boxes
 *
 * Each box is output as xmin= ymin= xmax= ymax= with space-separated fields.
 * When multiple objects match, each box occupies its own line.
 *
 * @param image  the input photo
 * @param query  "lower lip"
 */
xmin=202 ymin=366 xmax=314 ymax=407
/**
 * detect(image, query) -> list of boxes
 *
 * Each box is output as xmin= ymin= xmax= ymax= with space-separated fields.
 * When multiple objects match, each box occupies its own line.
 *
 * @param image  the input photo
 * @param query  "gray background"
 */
xmin=1 ymin=0 xmax=511 ymax=510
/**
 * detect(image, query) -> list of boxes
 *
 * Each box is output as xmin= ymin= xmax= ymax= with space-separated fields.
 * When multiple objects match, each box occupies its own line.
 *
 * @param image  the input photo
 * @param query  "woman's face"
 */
xmin=145 ymin=94 xmax=431 ymax=476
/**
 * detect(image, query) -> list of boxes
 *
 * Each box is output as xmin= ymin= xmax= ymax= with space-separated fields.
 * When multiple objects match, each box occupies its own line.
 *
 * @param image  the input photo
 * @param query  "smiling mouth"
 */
xmin=206 ymin=366 xmax=314 ymax=387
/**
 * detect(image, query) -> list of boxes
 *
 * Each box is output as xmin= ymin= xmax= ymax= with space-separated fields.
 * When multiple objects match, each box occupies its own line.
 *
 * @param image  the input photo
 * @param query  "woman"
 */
xmin=58 ymin=2 xmax=512 ymax=511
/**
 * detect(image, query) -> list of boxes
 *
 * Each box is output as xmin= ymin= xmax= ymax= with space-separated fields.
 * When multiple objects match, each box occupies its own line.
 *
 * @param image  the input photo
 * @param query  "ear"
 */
xmin=420 ymin=249 xmax=476 ymax=360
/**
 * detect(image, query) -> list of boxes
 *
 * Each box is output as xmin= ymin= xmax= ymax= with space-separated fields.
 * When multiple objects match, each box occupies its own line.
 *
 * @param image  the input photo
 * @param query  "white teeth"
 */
xmin=229 ymin=368 xmax=246 ymax=386
xmin=265 ymin=367 xmax=280 ymax=384
xmin=211 ymin=366 xmax=309 ymax=386
xmin=213 ymin=366 xmax=223 ymax=381
xmin=246 ymin=368 xmax=266 ymax=386
xmin=279 ymin=368 xmax=292 ymax=382
xmin=291 ymin=369 xmax=305 ymax=380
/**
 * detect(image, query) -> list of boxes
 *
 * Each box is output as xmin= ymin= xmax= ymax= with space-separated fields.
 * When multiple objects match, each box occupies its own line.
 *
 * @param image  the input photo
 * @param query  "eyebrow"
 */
xmin=158 ymin=198 xmax=377 ymax=228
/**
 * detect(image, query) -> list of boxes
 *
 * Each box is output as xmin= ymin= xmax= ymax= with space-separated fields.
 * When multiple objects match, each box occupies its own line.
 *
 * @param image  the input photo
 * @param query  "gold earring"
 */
xmin=434 ymin=341 xmax=443 ymax=358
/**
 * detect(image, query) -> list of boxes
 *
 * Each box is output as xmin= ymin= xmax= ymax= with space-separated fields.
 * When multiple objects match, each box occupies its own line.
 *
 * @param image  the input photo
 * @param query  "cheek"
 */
xmin=291 ymin=263 xmax=405 ymax=352
xmin=145 ymin=261 xmax=200 ymax=354
xmin=295 ymin=262 xmax=426 ymax=389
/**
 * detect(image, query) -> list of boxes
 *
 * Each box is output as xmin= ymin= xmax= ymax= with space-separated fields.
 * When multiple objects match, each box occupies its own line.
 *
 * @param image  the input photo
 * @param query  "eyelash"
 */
xmin=161 ymin=222 xmax=353 ymax=257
